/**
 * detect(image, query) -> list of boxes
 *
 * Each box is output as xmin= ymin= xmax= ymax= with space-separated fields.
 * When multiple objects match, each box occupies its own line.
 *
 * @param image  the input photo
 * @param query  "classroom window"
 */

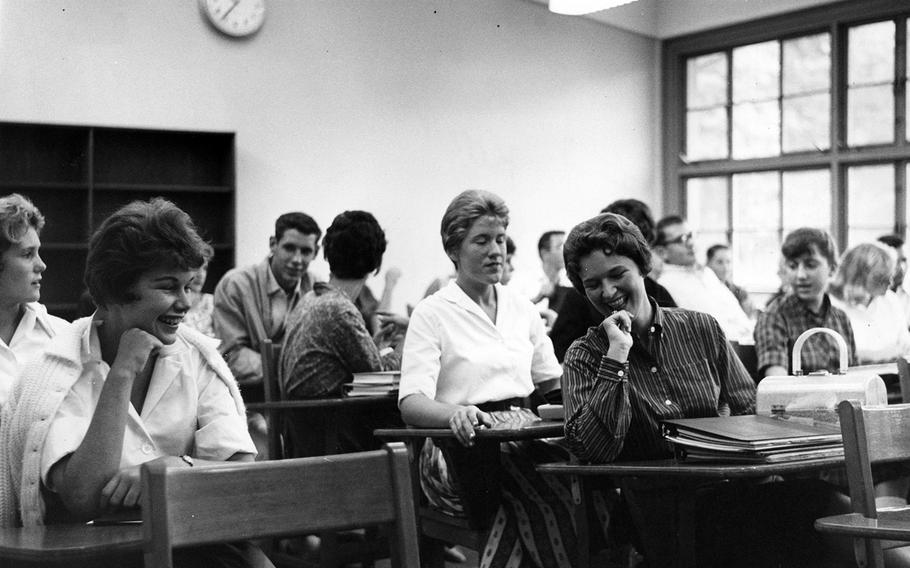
xmin=664 ymin=2 xmax=910 ymax=295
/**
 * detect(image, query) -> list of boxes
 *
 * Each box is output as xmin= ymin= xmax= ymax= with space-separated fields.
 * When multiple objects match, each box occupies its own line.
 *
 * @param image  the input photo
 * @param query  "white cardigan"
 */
xmin=0 ymin=317 xmax=245 ymax=527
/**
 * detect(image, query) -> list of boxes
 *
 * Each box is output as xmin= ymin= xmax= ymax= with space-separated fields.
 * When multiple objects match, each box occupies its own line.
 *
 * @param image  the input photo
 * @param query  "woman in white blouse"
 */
xmin=829 ymin=242 xmax=910 ymax=364
xmin=398 ymin=190 xmax=580 ymax=568
xmin=0 ymin=193 xmax=68 ymax=406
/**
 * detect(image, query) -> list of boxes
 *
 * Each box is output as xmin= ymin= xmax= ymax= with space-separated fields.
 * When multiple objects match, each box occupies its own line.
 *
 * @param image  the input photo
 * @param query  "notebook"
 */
xmin=662 ymin=415 xmax=842 ymax=463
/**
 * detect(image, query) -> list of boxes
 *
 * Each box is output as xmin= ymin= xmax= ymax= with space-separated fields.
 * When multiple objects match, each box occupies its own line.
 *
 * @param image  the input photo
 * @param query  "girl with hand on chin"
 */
xmin=0 ymin=199 xmax=269 ymax=568
xmin=0 ymin=193 xmax=68 ymax=407
xmin=561 ymin=212 xmax=755 ymax=465
xmin=398 ymin=190 xmax=576 ymax=568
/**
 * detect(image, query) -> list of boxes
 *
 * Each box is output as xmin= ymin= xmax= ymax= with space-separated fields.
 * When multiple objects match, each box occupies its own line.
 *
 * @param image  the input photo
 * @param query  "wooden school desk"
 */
xmin=538 ymin=456 xmax=845 ymax=568
xmin=0 ymin=522 xmax=143 ymax=567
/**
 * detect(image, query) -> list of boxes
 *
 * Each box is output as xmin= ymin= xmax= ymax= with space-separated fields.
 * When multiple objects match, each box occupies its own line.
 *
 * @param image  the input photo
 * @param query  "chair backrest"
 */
xmin=141 ymin=442 xmax=420 ymax=568
xmin=836 ymin=400 xmax=910 ymax=566
xmin=260 ymin=339 xmax=282 ymax=404
xmin=897 ymin=357 xmax=910 ymax=403
xmin=259 ymin=339 xmax=285 ymax=459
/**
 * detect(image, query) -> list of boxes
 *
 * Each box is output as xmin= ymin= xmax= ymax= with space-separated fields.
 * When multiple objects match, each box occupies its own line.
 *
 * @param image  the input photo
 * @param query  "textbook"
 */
xmin=345 ymin=371 xmax=400 ymax=396
xmin=662 ymin=415 xmax=842 ymax=464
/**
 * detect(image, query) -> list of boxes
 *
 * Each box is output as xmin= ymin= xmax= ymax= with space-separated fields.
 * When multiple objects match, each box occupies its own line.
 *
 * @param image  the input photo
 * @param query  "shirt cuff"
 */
xmin=598 ymin=356 xmax=630 ymax=382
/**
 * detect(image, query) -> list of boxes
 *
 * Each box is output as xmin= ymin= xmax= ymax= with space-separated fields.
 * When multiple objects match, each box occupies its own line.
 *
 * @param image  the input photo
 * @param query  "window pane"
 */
xmin=686 ymin=176 xmax=728 ymax=232
xmin=687 ymin=52 xmax=727 ymax=108
xmin=782 ymin=33 xmax=830 ymax=96
xmin=732 ymin=172 xmax=780 ymax=230
xmin=782 ymin=93 xmax=830 ymax=152
xmin=732 ymin=100 xmax=780 ymax=158
xmin=848 ymin=21 xmax=895 ymax=86
xmin=732 ymin=231 xmax=780 ymax=290
xmin=848 ymin=85 xmax=895 ymax=146
xmin=782 ymin=169 xmax=831 ymax=232
xmin=686 ymin=108 xmax=728 ymax=161
xmin=732 ymin=41 xmax=780 ymax=103
xmin=847 ymin=164 xmax=895 ymax=246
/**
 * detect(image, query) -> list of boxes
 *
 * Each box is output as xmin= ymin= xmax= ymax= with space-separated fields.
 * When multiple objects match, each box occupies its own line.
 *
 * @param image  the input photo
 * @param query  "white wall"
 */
xmin=0 ymin=0 xmax=658 ymax=312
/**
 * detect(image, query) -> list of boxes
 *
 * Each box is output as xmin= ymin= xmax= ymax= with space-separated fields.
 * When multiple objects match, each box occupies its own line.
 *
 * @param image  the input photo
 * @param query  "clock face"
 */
xmin=200 ymin=0 xmax=266 ymax=38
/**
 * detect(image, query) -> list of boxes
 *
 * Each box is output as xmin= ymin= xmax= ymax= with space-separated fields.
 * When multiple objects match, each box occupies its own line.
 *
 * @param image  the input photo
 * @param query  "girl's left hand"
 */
xmin=448 ymin=405 xmax=493 ymax=447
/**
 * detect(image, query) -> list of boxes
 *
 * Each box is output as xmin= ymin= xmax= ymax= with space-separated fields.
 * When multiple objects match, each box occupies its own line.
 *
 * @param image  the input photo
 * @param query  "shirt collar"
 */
xmin=647 ymin=297 xmax=664 ymax=335
xmin=438 ymin=279 xmax=501 ymax=320
xmin=22 ymin=302 xmax=57 ymax=338
xmin=790 ymin=292 xmax=831 ymax=317
xmin=266 ymin=259 xmax=301 ymax=298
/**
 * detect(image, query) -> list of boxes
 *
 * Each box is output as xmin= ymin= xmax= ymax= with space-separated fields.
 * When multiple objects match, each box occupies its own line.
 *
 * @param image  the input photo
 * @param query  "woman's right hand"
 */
xmin=111 ymin=329 xmax=163 ymax=375
xmin=601 ymin=310 xmax=633 ymax=362
xmin=448 ymin=405 xmax=493 ymax=447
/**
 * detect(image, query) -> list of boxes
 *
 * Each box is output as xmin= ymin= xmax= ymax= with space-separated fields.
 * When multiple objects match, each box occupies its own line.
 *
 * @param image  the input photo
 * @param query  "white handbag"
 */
xmin=756 ymin=327 xmax=887 ymax=423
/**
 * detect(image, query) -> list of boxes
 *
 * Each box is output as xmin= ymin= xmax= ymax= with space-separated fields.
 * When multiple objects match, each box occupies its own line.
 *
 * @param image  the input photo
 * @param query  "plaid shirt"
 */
xmin=563 ymin=304 xmax=756 ymax=463
xmin=754 ymin=293 xmax=856 ymax=376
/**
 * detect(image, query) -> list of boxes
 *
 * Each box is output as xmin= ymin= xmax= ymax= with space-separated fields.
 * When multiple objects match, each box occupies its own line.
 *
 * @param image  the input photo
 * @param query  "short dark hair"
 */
xmin=506 ymin=235 xmax=516 ymax=256
xmin=564 ymin=213 xmax=652 ymax=295
xmin=440 ymin=190 xmax=509 ymax=265
xmin=323 ymin=210 xmax=387 ymax=279
xmin=601 ymin=199 xmax=657 ymax=245
xmin=275 ymin=212 xmax=321 ymax=242
xmin=878 ymin=234 xmax=905 ymax=250
xmin=537 ymin=231 xmax=565 ymax=256
xmin=0 ymin=193 xmax=45 ymax=255
xmin=654 ymin=215 xmax=686 ymax=246
xmin=706 ymin=243 xmax=730 ymax=262
xmin=781 ymin=227 xmax=839 ymax=269
xmin=85 ymin=198 xmax=208 ymax=307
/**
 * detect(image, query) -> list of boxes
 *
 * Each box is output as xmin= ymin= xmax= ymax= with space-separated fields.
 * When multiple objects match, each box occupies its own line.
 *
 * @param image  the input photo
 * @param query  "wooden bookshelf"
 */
xmin=0 ymin=122 xmax=235 ymax=321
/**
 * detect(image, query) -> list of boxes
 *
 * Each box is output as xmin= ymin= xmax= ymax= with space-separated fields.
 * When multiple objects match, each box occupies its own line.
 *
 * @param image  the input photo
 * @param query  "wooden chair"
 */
xmin=814 ymin=400 xmax=910 ymax=567
xmin=251 ymin=339 xmax=394 ymax=567
xmin=140 ymin=442 xmax=420 ymax=568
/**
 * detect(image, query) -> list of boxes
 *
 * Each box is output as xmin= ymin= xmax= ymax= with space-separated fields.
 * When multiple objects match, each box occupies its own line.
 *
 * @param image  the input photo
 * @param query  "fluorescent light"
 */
xmin=548 ymin=0 xmax=637 ymax=15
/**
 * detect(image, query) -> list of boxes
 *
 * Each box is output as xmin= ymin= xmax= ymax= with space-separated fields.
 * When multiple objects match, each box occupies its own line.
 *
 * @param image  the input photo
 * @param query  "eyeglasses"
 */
xmin=662 ymin=232 xmax=694 ymax=246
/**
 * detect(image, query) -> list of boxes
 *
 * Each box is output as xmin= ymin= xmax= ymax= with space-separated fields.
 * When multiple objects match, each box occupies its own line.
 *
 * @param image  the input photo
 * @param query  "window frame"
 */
xmin=662 ymin=0 xmax=910 ymax=271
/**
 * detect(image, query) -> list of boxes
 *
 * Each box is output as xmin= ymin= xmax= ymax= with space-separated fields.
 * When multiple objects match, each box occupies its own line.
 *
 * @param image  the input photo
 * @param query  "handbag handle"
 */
xmin=791 ymin=327 xmax=848 ymax=376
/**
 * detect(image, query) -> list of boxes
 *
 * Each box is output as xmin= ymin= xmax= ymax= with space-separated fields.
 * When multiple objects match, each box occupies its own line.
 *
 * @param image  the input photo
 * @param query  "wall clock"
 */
xmin=200 ymin=0 xmax=266 ymax=38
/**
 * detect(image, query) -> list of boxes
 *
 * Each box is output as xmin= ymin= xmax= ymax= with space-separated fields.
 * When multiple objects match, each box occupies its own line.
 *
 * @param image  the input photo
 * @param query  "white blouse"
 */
xmin=399 ymin=281 xmax=561 ymax=406
xmin=41 ymin=321 xmax=255 ymax=484
xmin=0 ymin=302 xmax=68 ymax=406
xmin=831 ymin=290 xmax=910 ymax=365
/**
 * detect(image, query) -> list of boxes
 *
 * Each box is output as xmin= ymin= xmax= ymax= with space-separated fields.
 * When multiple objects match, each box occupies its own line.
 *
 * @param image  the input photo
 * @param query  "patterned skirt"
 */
xmin=420 ymin=434 xmax=611 ymax=568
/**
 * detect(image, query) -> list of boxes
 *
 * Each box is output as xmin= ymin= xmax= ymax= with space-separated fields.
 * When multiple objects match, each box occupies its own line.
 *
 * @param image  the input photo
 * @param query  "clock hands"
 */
xmin=220 ymin=0 xmax=240 ymax=20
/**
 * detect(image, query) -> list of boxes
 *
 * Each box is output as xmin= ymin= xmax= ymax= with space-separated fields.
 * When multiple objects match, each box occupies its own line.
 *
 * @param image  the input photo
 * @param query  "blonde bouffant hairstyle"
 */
xmin=829 ymin=242 xmax=895 ymax=305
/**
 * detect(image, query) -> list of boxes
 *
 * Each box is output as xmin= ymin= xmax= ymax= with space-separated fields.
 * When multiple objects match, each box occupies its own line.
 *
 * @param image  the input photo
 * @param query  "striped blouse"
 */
xmin=563 ymin=304 xmax=756 ymax=463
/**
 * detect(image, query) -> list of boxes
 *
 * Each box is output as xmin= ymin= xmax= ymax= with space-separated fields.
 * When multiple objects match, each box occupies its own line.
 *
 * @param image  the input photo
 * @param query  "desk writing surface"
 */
xmin=375 ymin=420 xmax=563 ymax=441
xmin=537 ymin=456 xmax=844 ymax=479
xmin=0 ymin=523 xmax=142 ymax=561
xmin=246 ymin=392 xmax=397 ymax=411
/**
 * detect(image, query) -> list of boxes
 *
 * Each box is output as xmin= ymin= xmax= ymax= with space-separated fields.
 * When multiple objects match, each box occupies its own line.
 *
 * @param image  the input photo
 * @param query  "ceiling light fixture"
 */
xmin=548 ymin=0 xmax=637 ymax=15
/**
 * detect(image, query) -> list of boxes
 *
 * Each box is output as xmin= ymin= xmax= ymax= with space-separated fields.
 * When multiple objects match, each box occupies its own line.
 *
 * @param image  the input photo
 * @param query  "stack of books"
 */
xmin=662 ymin=415 xmax=844 ymax=464
xmin=345 ymin=371 xmax=400 ymax=397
